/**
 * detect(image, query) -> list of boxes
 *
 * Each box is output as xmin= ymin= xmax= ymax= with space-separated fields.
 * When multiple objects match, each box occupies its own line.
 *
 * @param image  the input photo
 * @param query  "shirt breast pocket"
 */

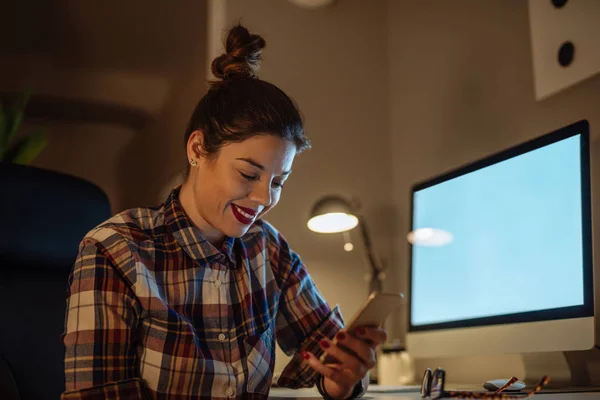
xmin=243 ymin=325 xmax=275 ymax=394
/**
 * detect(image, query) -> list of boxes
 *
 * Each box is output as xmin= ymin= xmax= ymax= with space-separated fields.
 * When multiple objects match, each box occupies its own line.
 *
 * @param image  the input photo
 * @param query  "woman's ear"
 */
xmin=186 ymin=130 xmax=205 ymax=161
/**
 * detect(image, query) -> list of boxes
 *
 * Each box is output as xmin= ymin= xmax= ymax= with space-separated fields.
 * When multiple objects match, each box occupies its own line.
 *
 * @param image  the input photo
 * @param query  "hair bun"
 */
xmin=211 ymin=24 xmax=266 ymax=81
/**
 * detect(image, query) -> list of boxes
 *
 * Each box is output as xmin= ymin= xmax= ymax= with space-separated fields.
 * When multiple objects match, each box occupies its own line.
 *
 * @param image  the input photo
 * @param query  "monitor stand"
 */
xmin=521 ymin=348 xmax=600 ymax=391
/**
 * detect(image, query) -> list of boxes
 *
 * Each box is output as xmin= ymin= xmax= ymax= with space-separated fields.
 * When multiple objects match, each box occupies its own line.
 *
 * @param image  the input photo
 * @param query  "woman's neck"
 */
xmin=178 ymin=182 xmax=225 ymax=248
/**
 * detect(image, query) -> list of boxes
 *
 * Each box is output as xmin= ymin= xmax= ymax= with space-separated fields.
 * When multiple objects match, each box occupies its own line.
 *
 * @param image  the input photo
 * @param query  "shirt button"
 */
xmin=225 ymin=387 xmax=234 ymax=397
xmin=214 ymin=280 xmax=222 ymax=287
xmin=218 ymin=333 xmax=226 ymax=341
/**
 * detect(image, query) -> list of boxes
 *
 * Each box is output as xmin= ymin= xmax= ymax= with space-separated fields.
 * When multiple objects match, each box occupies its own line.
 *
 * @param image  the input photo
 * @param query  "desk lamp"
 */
xmin=307 ymin=195 xmax=385 ymax=294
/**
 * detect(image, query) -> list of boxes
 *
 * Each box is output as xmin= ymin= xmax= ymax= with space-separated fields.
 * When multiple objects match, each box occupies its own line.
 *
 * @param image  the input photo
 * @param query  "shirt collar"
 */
xmin=163 ymin=186 xmax=236 ymax=265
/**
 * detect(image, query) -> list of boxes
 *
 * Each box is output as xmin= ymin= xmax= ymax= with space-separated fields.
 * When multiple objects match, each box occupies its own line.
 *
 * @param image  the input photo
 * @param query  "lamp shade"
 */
xmin=307 ymin=195 xmax=359 ymax=233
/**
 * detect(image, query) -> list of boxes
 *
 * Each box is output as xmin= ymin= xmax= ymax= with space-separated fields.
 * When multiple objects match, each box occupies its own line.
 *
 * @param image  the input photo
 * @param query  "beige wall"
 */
xmin=386 ymin=0 xmax=600 ymax=377
xmin=1 ymin=1 xmax=209 ymax=213
xmin=224 ymin=0 xmax=393 ymax=373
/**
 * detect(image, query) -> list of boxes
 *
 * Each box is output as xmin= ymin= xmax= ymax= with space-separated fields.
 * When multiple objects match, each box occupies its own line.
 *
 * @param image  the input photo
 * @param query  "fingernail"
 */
xmin=302 ymin=351 xmax=310 ymax=360
xmin=319 ymin=339 xmax=331 ymax=349
xmin=337 ymin=332 xmax=346 ymax=341
xmin=356 ymin=327 xmax=366 ymax=336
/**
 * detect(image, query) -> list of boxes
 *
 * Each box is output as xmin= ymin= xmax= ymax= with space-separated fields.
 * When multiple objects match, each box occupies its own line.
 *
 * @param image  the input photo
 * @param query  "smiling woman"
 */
xmin=179 ymin=134 xmax=297 ymax=245
xmin=60 ymin=23 xmax=383 ymax=400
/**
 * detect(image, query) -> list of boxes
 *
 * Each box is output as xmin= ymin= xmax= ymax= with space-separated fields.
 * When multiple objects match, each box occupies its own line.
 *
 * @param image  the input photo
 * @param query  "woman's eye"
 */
xmin=240 ymin=171 xmax=285 ymax=189
xmin=240 ymin=172 xmax=259 ymax=181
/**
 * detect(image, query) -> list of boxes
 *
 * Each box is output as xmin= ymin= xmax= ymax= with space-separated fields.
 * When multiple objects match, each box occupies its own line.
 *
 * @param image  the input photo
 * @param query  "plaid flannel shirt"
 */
xmin=61 ymin=187 xmax=345 ymax=399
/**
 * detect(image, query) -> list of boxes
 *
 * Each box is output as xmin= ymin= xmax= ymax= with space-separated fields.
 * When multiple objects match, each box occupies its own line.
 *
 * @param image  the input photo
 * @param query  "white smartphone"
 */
xmin=319 ymin=291 xmax=404 ymax=363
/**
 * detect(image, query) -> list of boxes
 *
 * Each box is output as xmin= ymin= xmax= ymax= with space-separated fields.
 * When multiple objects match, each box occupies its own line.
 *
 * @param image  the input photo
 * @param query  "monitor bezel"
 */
xmin=408 ymin=119 xmax=593 ymax=332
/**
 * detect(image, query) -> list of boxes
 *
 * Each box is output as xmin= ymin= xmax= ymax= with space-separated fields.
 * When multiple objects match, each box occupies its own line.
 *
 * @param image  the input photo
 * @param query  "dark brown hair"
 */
xmin=184 ymin=24 xmax=310 ymax=160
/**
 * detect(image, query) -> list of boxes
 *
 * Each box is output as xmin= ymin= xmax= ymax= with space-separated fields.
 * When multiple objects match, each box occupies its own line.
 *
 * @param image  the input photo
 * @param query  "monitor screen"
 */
xmin=409 ymin=124 xmax=592 ymax=331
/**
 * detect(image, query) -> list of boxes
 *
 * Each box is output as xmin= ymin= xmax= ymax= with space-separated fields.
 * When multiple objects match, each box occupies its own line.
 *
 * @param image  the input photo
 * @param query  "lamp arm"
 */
xmin=356 ymin=214 xmax=385 ymax=275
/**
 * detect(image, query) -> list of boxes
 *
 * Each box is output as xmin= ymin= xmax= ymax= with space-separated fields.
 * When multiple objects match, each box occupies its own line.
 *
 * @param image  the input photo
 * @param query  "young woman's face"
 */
xmin=180 ymin=131 xmax=296 ymax=245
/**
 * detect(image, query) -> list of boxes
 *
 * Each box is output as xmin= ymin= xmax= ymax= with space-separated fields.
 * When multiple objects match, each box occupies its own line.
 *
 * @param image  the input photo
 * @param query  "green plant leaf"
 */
xmin=10 ymin=89 xmax=30 ymax=114
xmin=6 ymin=131 xmax=47 ymax=165
xmin=6 ymin=90 xmax=31 ymax=143
xmin=7 ymin=109 xmax=24 ymax=142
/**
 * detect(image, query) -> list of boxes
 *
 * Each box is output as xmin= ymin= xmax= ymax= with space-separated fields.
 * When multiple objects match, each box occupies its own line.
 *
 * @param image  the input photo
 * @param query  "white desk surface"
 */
xmin=268 ymin=386 xmax=600 ymax=399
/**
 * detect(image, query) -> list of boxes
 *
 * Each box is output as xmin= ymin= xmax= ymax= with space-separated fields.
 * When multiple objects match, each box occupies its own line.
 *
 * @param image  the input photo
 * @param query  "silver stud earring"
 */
xmin=189 ymin=158 xmax=197 ymax=167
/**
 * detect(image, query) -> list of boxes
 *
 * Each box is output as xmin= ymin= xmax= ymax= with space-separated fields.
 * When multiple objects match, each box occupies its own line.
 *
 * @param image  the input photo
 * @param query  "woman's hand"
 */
xmin=302 ymin=326 xmax=387 ymax=399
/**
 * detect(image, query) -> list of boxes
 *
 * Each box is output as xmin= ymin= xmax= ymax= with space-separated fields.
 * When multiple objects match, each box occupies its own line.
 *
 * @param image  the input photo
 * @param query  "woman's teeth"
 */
xmin=234 ymin=205 xmax=254 ymax=219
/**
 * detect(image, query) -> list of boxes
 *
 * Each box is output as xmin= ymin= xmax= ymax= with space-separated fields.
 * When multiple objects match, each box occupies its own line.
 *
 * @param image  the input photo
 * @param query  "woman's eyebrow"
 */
xmin=236 ymin=157 xmax=291 ymax=175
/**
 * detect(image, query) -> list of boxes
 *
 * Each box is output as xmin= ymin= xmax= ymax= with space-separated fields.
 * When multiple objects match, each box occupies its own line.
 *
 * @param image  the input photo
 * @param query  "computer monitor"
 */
xmin=406 ymin=120 xmax=594 ymax=359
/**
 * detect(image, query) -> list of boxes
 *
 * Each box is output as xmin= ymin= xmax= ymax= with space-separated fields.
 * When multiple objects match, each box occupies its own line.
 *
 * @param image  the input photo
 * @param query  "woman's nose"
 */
xmin=249 ymin=183 xmax=272 ymax=207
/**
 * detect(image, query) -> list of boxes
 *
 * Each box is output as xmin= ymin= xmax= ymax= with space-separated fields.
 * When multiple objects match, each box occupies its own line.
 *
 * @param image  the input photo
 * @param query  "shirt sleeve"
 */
xmin=61 ymin=237 xmax=146 ymax=399
xmin=269 ymin=231 xmax=345 ymax=389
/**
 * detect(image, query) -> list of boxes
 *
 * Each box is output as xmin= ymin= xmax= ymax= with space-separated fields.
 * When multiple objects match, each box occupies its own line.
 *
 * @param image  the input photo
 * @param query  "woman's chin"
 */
xmin=221 ymin=223 xmax=251 ymax=239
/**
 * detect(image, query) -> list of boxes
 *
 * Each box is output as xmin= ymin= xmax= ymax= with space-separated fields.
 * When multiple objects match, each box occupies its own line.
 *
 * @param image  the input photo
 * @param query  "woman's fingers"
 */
xmin=318 ymin=338 xmax=367 ymax=382
xmin=300 ymin=328 xmax=389 ymax=396
xmin=333 ymin=331 xmax=376 ymax=369
xmin=301 ymin=351 xmax=356 ymax=388
xmin=354 ymin=326 xmax=387 ymax=347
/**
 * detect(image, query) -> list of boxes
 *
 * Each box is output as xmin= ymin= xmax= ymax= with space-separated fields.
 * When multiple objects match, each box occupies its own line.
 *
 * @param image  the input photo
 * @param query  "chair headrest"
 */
xmin=0 ymin=162 xmax=111 ymax=269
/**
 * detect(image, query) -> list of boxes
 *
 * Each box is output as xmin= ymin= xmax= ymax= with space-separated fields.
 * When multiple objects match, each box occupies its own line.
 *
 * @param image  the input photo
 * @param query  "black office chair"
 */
xmin=0 ymin=162 xmax=111 ymax=400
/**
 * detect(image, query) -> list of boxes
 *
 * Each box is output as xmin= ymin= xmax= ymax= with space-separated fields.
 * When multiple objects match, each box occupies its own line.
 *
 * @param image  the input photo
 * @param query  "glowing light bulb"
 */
xmin=407 ymin=228 xmax=453 ymax=247
xmin=307 ymin=212 xmax=358 ymax=233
